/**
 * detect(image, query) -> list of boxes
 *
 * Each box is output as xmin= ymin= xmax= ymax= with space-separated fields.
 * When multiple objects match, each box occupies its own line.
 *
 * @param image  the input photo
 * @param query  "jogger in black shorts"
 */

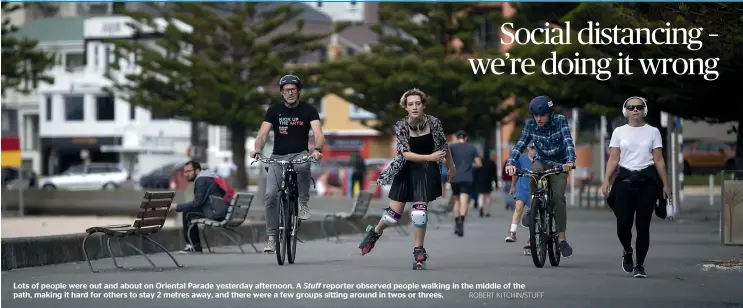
xmin=448 ymin=131 xmax=481 ymax=237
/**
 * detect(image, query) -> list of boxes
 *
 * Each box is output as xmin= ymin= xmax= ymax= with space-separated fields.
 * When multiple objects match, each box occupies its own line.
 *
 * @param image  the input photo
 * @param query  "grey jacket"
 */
xmin=176 ymin=170 xmax=226 ymax=219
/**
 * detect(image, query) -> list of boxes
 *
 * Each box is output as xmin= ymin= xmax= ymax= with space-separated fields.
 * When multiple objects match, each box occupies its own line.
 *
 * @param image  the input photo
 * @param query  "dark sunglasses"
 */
xmin=626 ymin=105 xmax=644 ymax=111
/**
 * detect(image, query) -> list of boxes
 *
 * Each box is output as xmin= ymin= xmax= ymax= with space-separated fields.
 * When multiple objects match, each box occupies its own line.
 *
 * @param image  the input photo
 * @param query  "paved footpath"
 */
xmin=2 ymin=206 xmax=742 ymax=308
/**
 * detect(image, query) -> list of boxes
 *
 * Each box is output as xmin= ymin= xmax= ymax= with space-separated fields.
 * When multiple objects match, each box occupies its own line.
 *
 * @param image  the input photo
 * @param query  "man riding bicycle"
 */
xmin=251 ymin=74 xmax=325 ymax=254
xmin=505 ymin=96 xmax=576 ymax=258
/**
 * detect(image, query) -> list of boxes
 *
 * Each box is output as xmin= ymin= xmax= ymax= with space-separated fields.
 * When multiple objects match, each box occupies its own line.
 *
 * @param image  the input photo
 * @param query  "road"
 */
xmin=2 ymin=204 xmax=742 ymax=308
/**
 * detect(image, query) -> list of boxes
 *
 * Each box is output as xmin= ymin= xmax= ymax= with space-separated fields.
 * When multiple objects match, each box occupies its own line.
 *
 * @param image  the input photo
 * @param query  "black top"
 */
xmin=263 ymin=101 xmax=320 ymax=155
xmin=410 ymin=133 xmax=435 ymax=155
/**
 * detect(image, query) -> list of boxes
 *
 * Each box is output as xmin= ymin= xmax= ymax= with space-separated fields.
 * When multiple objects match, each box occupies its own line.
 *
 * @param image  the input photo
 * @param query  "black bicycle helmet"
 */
xmin=529 ymin=95 xmax=553 ymax=115
xmin=279 ymin=75 xmax=302 ymax=90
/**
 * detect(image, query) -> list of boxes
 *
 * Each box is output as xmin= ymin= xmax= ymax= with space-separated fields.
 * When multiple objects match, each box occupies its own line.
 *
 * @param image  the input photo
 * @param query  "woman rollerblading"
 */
xmin=357 ymin=89 xmax=456 ymax=270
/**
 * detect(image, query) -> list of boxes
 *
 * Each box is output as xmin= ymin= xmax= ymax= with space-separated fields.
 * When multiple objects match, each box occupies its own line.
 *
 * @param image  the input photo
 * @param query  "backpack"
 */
xmin=206 ymin=177 xmax=235 ymax=220
xmin=213 ymin=177 xmax=235 ymax=203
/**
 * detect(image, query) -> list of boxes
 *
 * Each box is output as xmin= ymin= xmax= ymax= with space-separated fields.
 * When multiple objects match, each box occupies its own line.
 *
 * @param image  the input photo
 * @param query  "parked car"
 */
xmin=38 ymin=163 xmax=130 ymax=190
xmin=683 ymin=140 xmax=736 ymax=175
xmin=1 ymin=167 xmax=37 ymax=189
xmin=138 ymin=162 xmax=182 ymax=190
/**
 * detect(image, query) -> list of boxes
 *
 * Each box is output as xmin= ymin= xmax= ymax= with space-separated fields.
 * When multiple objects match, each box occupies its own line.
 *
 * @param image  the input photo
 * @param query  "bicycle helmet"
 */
xmin=279 ymin=74 xmax=302 ymax=90
xmin=529 ymin=96 xmax=554 ymax=115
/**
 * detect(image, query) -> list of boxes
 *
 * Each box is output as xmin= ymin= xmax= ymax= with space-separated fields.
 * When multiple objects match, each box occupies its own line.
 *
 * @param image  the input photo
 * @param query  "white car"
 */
xmin=39 ymin=163 xmax=130 ymax=190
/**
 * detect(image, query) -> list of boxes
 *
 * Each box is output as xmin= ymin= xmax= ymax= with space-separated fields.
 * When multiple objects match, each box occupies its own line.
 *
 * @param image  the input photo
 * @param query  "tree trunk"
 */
xmin=735 ymin=119 xmax=743 ymax=172
xmin=189 ymin=120 xmax=208 ymax=163
xmin=230 ymin=122 xmax=249 ymax=190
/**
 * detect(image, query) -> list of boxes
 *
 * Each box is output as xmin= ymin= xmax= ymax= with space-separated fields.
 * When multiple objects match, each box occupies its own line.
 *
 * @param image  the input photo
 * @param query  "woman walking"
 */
xmin=602 ymin=96 xmax=671 ymax=278
xmin=358 ymin=88 xmax=456 ymax=270
xmin=475 ymin=149 xmax=497 ymax=217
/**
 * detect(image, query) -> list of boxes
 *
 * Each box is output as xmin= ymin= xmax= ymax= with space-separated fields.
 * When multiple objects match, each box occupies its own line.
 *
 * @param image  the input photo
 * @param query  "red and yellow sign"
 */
xmin=1 ymin=136 xmax=22 ymax=167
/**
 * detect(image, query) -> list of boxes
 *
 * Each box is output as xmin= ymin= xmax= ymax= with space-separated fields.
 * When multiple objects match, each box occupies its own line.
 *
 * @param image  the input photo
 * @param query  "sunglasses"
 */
xmin=626 ymin=105 xmax=644 ymax=111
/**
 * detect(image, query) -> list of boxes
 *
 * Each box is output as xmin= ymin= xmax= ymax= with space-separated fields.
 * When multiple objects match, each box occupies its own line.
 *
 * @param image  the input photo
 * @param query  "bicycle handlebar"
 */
xmin=250 ymin=153 xmax=317 ymax=166
xmin=514 ymin=165 xmax=576 ymax=177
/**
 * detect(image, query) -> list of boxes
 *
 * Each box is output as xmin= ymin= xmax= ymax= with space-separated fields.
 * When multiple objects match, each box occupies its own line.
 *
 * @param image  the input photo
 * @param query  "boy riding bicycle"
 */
xmin=505 ymin=96 xmax=576 ymax=258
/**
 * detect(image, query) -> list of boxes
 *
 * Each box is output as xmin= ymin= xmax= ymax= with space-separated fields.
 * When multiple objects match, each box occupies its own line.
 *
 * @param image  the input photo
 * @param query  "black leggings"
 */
xmin=612 ymin=181 xmax=658 ymax=266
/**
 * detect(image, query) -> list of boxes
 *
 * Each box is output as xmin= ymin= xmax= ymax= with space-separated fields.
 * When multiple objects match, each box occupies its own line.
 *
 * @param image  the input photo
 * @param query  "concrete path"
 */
xmin=2 ymin=204 xmax=742 ymax=308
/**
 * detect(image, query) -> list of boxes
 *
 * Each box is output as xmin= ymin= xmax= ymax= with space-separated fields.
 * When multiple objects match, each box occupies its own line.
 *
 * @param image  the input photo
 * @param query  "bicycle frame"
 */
xmin=251 ymin=153 xmax=316 ymax=265
xmin=279 ymin=163 xmax=299 ymax=235
xmin=516 ymin=167 xmax=567 ymax=213
xmin=515 ymin=165 xmax=574 ymax=268
xmin=253 ymin=154 xmax=314 ymax=227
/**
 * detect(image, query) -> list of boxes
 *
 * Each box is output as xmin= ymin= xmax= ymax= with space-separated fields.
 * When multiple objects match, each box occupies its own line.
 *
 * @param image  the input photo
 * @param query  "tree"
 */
xmin=107 ymin=3 xmax=343 ymax=189
xmin=306 ymin=3 xmax=514 ymax=138
xmin=503 ymin=3 xmax=743 ymax=160
xmin=1 ymin=3 xmax=55 ymax=97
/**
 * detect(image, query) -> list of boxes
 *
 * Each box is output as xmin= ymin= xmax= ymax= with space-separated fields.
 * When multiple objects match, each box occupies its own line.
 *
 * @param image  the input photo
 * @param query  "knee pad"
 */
xmin=381 ymin=207 xmax=401 ymax=225
xmin=411 ymin=202 xmax=428 ymax=227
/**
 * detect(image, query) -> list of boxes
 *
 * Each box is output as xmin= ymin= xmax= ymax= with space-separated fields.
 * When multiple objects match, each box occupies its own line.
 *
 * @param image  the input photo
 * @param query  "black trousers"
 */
xmin=183 ymin=212 xmax=203 ymax=248
xmin=611 ymin=181 xmax=658 ymax=266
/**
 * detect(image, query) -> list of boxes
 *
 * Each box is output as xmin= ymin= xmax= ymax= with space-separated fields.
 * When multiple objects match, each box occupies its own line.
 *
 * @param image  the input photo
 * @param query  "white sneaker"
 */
xmin=263 ymin=239 xmax=276 ymax=253
xmin=298 ymin=203 xmax=311 ymax=220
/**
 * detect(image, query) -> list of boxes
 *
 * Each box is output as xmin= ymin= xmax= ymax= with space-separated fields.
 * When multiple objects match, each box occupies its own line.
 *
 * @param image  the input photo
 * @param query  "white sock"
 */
xmin=510 ymin=224 xmax=517 ymax=232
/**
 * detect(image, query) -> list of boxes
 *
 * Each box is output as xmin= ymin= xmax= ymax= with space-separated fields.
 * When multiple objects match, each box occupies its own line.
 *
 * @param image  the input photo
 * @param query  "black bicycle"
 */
xmin=252 ymin=153 xmax=316 ymax=265
xmin=515 ymin=165 xmax=575 ymax=268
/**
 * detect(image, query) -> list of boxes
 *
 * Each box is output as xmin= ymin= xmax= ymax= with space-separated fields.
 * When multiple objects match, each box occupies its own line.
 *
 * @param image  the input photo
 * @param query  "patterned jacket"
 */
xmin=506 ymin=114 xmax=576 ymax=167
xmin=377 ymin=115 xmax=449 ymax=186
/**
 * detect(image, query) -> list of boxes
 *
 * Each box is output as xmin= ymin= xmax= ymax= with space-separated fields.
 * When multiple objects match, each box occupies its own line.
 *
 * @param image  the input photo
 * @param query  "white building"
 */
xmin=3 ymin=15 xmax=255 ymax=177
xmin=2 ymin=16 xmax=89 ymax=174
xmin=306 ymin=1 xmax=367 ymax=22
xmin=3 ymin=2 xmax=113 ymax=28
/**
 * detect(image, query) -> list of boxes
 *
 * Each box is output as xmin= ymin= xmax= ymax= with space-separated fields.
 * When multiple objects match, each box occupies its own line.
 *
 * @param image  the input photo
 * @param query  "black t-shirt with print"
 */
xmin=264 ymin=101 xmax=320 ymax=155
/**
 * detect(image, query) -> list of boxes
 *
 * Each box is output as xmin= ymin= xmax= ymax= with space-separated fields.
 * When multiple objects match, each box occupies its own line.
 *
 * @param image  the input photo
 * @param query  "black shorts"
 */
xmin=450 ymin=182 xmax=472 ymax=195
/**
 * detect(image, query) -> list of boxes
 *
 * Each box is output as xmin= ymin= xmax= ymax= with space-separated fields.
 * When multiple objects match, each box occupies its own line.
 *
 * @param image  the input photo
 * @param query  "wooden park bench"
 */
xmin=321 ymin=191 xmax=409 ymax=242
xmin=429 ymin=195 xmax=456 ymax=229
xmin=81 ymin=191 xmax=183 ymax=273
xmin=321 ymin=191 xmax=374 ymax=243
xmin=188 ymin=192 xmax=259 ymax=254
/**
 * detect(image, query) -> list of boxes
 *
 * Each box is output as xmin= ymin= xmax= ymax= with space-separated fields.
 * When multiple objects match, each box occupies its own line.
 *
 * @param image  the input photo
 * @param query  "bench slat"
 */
xmin=136 ymin=209 xmax=169 ymax=219
xmin=133 ymin=226 xmax=160 ymax=235
xmin=140 ymin=199 xmax=173 ymax=209
xmin=134 ymin=217 xmax=166 ymax=228
xmin=144 ymin=191 xmax=176 ymax=200
xmin=351 ymin=192 xmax=373 ymax=217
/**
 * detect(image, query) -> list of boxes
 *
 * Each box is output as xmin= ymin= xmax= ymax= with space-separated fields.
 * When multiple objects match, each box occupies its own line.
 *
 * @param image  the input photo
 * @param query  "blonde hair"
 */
xmin=399 ymin=88 xmax=429 ymax=108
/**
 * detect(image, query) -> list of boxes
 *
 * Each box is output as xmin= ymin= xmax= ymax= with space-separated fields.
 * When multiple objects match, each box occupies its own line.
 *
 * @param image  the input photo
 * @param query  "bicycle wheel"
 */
xmin=529 ymin=198 xmax=547 ymax=268
xmin=276 ymin=197 xmax=288 ymax=266
xmin=287 ymin=198 xmax=298 ymax=264
xmin=547 ymin=208 xmax=561 ymax=267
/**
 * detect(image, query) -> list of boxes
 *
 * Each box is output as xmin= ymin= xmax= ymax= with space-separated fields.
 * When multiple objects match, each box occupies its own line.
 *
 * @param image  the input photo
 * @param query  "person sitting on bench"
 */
xmin=170 ymin=160 xmax=234 ymax=253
